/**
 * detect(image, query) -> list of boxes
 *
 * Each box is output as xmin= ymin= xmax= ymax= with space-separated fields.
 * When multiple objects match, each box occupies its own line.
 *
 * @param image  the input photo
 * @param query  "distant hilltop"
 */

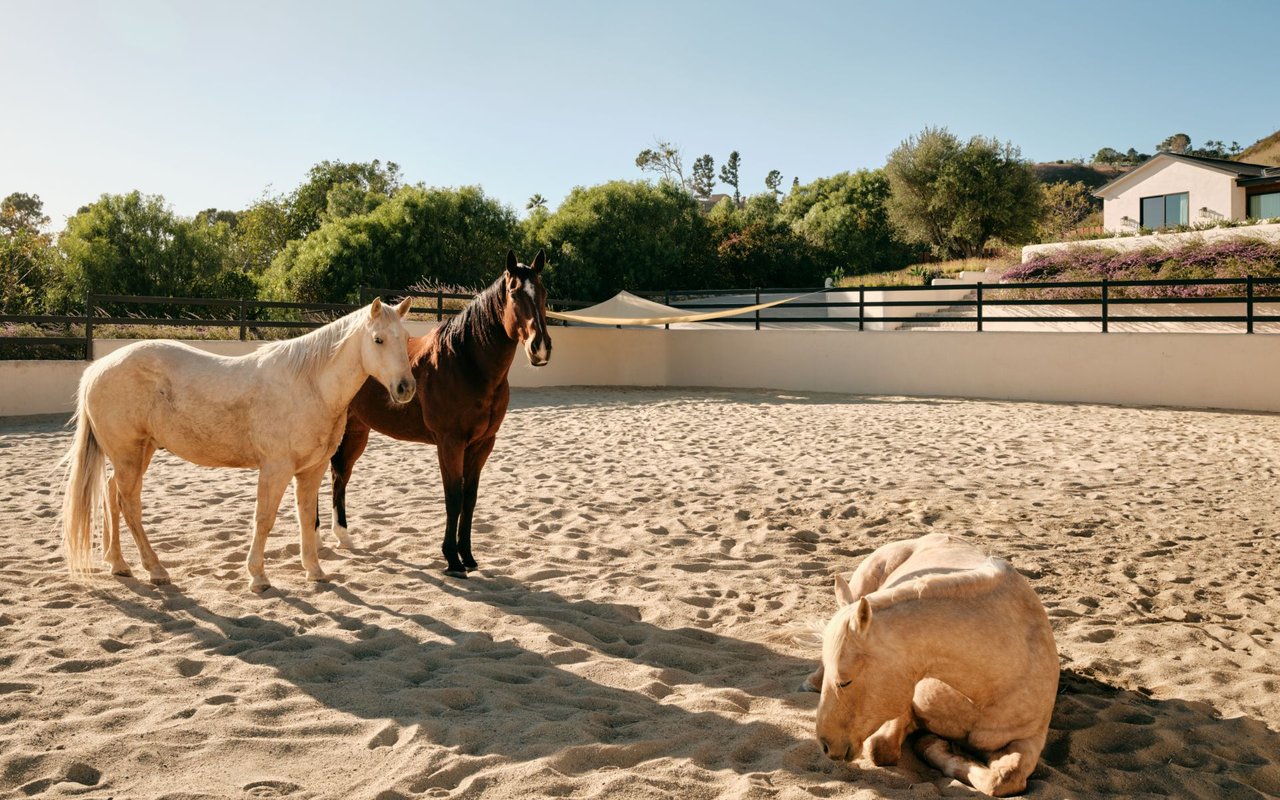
xmin=1032 ymin=163 xmax=1130 ymax=190
xmin=1237 ymin=130 xmax=1280 ymax=166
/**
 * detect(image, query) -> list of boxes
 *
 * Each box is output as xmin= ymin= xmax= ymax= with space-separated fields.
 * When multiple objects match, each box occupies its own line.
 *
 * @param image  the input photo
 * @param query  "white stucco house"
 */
xmin=1094 ymin=153 xmax=1280 ymax=233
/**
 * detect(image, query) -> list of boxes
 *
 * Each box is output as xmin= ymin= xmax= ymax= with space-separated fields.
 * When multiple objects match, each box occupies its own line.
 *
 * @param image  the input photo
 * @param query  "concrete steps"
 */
xmin=899 ymin=292 xmax=979 ymax=330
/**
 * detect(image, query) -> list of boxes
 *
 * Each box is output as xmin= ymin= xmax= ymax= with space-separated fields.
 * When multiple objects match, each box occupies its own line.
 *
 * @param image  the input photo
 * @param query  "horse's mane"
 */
xmin=259 ymin=307 xmax=367 ymax=379
xmin=436 ymin=275 xmax=508 ymax=358
xmin=871 ymin=558 xmax=1014 ymax=610
xmin=828 ymin=558 xmax=1015 ymax=654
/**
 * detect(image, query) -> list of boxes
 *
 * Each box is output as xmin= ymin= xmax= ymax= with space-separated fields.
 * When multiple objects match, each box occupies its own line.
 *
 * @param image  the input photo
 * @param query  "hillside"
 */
xmin=1238 ymin=129 xmax=1280 ymax=166
xmin=1033 ymin=162 xmax=1130 ymax=189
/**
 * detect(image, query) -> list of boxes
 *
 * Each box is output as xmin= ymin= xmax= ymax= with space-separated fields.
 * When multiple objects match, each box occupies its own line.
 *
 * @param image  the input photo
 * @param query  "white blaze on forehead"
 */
xmin=524 ymin=280 xmax=538 ymax=304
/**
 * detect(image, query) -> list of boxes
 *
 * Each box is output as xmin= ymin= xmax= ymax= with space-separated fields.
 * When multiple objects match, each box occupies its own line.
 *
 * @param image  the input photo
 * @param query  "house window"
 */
xmin=1140 ymin=192 xmax=1189 ymax=229
xmin=1248 ymin=192 xmax=1280 ymax=219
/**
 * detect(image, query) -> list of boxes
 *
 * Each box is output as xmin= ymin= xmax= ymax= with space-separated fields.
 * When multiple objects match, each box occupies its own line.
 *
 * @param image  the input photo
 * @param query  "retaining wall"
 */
xmin=7 ymin=327 xmax=1276 ymax=416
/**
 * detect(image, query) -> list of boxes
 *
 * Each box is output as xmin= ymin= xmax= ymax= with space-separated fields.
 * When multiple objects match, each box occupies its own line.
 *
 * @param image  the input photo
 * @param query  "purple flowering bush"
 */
xmin=1000 ymin=238 xmax=1280 ymax=299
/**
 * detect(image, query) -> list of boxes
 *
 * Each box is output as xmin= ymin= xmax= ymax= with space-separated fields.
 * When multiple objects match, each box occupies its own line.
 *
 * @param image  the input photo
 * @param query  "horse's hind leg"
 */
xmin=458 ymin=436 xmax=496 ymax=572
xmin=329 ymin=421 xmax=370 ymax=550
xmin=114 ymin=443 xmax=169 ymax=585
xmin=915 ymin=734 xmax=1042 ymax=797
xmin=102 ymin=474 xmax=131 ymax=577
xmin=294 ymin=462 xmax=329 ymax=582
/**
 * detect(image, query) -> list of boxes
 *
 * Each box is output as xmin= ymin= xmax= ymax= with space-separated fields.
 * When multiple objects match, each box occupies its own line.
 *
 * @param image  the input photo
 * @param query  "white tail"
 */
xmin=60 ymin=383 xmax=105 ymax=575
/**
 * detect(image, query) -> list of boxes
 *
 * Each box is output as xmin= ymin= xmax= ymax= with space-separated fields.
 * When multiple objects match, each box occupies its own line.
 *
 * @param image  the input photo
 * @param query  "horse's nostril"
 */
xmin=820 ymin=738 xmax=829 ymax=755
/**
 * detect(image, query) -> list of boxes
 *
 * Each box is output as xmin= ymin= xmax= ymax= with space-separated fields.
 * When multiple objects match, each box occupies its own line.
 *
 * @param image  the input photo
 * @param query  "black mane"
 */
xmin=437 ymin=274 xmax=509 ymax=359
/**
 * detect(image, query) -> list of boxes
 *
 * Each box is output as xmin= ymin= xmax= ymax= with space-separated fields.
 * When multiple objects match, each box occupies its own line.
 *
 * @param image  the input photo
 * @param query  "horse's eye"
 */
xmin=374 ymin=336 xmax=384 ymax=345
xmin=837 ymin=680 xmax=852 ymax=689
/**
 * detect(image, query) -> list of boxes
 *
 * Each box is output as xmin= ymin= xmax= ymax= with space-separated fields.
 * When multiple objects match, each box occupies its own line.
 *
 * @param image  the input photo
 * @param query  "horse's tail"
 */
xmin=60 ymin=378 xmax=105 ymax=576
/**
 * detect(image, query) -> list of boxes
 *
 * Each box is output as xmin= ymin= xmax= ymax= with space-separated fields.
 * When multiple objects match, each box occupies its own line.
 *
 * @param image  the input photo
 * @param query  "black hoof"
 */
xmin=444 ymin=567 xmax=469 ymax=580
xmin=463 ymin=561 xmax=478 ymax=572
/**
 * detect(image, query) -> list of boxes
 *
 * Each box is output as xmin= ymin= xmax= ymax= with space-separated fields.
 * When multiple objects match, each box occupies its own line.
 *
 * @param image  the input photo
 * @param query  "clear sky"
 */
xmin=4 ymin=0 xmax=1278 ymax=228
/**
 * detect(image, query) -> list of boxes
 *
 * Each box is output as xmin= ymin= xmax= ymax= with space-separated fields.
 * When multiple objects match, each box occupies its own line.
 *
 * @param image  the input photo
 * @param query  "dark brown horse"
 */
xmin=329 ymin=250 xmax=551 ymax=577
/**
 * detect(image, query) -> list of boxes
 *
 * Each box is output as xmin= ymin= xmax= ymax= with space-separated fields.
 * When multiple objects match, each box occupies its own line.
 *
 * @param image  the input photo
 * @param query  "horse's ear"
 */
xmin=531 ymin=249 xmax=546 ymax=274
xmin=395 ymin=297 xmax=412 ymax=318
xmin=834 ymin=574 xmax=856 ymax=608
xmin=852 ymin=597 xmax=873 ymax=634
xmin=505 ymin=249 xmax=517 ymax=273
xmin=369 ymin=297 xmax=384 ymax=320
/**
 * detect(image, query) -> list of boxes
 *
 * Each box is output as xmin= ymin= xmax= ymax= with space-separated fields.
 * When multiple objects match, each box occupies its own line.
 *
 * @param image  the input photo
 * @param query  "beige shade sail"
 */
xmin=546 ymin=290 xmax=821 ymax=327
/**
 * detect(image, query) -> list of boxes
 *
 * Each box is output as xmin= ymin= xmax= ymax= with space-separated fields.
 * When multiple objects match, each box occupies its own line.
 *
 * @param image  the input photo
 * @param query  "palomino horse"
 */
xmin=329 ymin=250 xmax=551 ymax=578
xmin=812 ymin=534 xmax=1058 ymax=797
xmin=61 ymin=298 xmax=416 ymax=592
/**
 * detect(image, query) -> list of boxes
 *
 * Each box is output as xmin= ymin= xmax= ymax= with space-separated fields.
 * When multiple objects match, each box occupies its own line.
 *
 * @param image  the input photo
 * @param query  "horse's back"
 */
xmin=872 ymin=535 xmax=1058 ymax=694
xmin=82 ymin=340 xmax=277 ymax=468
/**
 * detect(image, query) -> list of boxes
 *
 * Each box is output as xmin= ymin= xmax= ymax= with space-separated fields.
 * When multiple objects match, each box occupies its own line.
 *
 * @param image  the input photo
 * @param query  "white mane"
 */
xmin=258 ymin=308 xmax=366 ymax=379
xmin=869 ymin=557 xmax=1013 ymax=610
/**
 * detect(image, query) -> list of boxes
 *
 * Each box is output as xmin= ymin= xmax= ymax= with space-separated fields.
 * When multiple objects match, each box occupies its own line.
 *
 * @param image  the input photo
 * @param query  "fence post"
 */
xmin=238 ymin=298 xmax=248 ymax=341
xmin=436 ymin=288 xmax=443 ymax=322
xmin=83 ymin=293 xmax=95 ymax=360
xmin=754 ymin=287 xmax=761 ymax=331
xmin=858 ymin=285 xmax=865 ymax=332
xmin=1101 ymin=279 xmax=1109 ymax=333
xmin=665 ymin=290 xmax=670 ymax=330
xmin=1246 ymin=275 xmax=1254 ymax=334
xmin=976 ymin=283 xmax=984 ymax=332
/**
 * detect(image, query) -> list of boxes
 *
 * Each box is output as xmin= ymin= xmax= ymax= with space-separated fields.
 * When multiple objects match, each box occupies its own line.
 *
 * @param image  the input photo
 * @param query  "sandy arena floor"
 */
xmin=1 ymin=387 xmax=1279 ymax=799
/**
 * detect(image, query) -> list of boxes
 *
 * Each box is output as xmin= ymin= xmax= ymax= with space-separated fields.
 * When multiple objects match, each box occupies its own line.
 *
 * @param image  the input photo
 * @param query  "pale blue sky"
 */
xmin=4 ymin=0 xmax=1278 ymax=228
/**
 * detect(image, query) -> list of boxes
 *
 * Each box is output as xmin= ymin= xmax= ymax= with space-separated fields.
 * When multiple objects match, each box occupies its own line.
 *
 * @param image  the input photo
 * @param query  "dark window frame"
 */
xmin=1139 ymin=191 xmax=1189 ymax=229
xmin=1246 ymin=189 xmax=1280 ymax=219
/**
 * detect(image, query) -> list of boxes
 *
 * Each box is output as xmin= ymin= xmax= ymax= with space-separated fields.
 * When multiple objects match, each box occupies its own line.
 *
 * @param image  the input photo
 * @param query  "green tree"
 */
xmin=53 ymin=192 xmax=253 ymax=308
xmin=231 ymin=197 xmax=292 ymax=275
xmin=1157 ymin=133 xmax=1191 ymax=155
xmin=764 ymin=170 xmax=783 ymax=198
xmin=885 ymin=127 xmax=1042 ymax=258
xmin=781 ymin=170 xmax=918 ymax=275
xmin=706 ymin=195 xmax=821 ymax=287
xmin=1092 ymin=147 xmax=1122 ymax=164
xmin=635 ymin=140 xmax=686 ymax=186
xmin=1039 ymin=181 xmax=1098 ymax=241
xmin=286 ymin=159 xmax=402 ymax=239
xmin=526 ymin=193 xmax=547 ymax=211
xmin=690 ymin=154 xmax=716 ymax=200
xmin=261 ymin=185 xmax=518 ymax=303
xmin=719 ymin=151 xmax=742 ymax=204
xmin=532 ymin=180 xmax=713 ymax=299
xmin=0 ymin=193 xmax=57 ymax=312
xmin=1 ymin=192 xmax=50 ymax=235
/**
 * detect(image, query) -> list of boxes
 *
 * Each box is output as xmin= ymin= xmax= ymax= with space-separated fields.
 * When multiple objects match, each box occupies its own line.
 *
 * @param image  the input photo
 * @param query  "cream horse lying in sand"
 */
xmin=61 ymin=298 xmax=415 ymax=592
xmin=811 ymin=533 xmax=1058 ymax=797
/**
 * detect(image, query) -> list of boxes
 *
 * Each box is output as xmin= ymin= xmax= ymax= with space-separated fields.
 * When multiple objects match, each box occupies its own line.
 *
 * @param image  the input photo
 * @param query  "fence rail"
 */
xmin=3 ymin=276 xmax=1280 ymax=360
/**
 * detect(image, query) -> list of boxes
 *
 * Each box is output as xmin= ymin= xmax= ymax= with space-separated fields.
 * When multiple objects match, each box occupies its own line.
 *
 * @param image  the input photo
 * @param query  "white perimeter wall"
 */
xmin=7 ymin=327 xmax=1279 ymax=416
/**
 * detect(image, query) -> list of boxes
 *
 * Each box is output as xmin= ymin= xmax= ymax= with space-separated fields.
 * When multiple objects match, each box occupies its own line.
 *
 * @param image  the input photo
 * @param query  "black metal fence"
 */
xmin=639 ymin=276 xmax=1280 ymax=333
xmin=3 ymin=277 xmax=1278 ymax=360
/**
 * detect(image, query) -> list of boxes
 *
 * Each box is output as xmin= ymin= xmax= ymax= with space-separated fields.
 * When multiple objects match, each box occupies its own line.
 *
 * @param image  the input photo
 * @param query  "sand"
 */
xmin=1 ymin=387 xmax=1279 ymax=799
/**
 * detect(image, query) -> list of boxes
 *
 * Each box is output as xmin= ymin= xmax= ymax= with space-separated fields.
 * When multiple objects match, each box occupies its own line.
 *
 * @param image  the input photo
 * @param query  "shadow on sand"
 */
xmin=99 ymin=573 xmax=1280 ymax=798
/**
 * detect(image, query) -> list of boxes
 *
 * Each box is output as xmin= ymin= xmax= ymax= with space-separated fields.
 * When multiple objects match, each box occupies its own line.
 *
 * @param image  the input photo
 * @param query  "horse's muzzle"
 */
xmin=526 ymin=340 xmax=551 ymax=367
xmin=390 ymin=378 xmax=416 ymax=404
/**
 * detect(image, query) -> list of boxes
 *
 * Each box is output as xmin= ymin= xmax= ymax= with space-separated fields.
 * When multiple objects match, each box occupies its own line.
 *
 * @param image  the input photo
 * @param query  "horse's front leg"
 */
xmin=458 ymin=436 xmax=497 ymax=572
xmin=865 ymin=713 xmax=916 ymax=766
xmin=294 ymin=461 xmax=330 ymax=582
xmin=247 ymin=465 xmax=292 ymax=592
xmin=329 ymin=419 xmax=370 ymax=550
xmin=437 ymin=441 xmax=467 ymax=578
